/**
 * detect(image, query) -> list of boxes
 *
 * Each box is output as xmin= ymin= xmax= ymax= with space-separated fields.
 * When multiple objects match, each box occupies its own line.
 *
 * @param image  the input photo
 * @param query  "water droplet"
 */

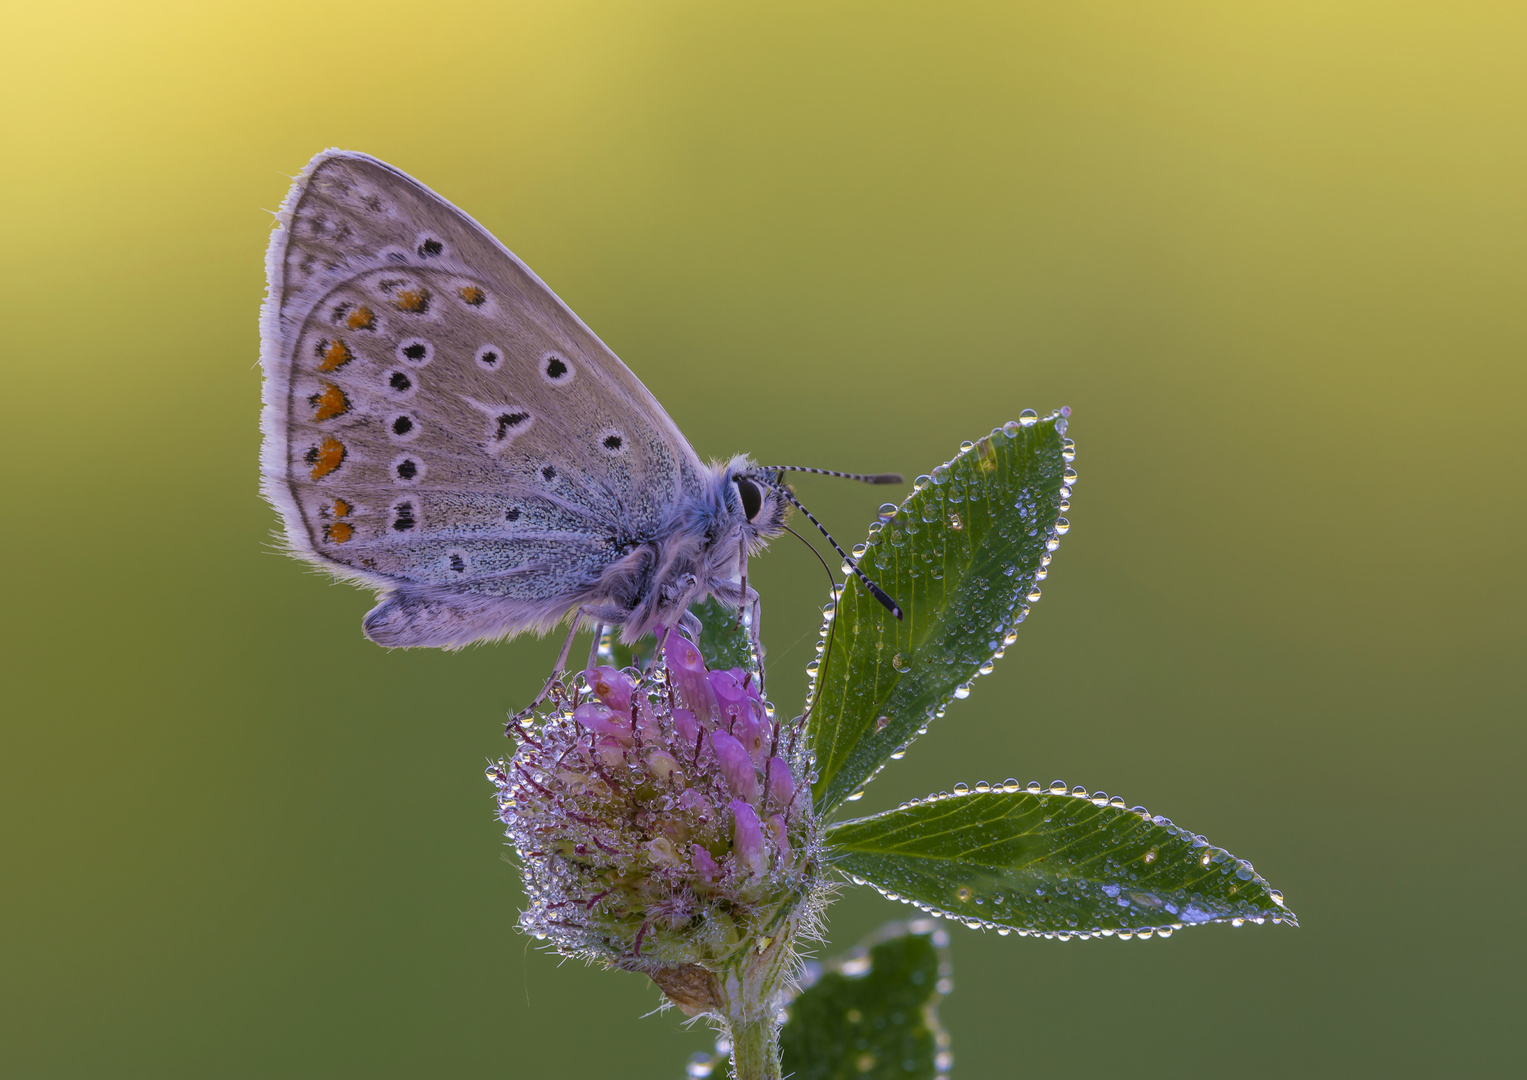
xmin=953 ymin=682 xmax=972 ymax=699
xmin=846 ymin=789 xmax=864 ymax=801
xmin=851 ymin=543 xmax=867 ymax=559
xmin=948 ymin=512 xmax=963 ymax=530
xmin=973 ymin=781 xmax=990 ymax=792
xmin=891 ymin=653 xmax=910 ymax=672
xmin=1054 ymin=517 xmax=1070 ymax=535
xmin=805 ymin=660 xmax=820 ymax=677
xmin=1018 ymin=408 xmax=1038 ymax=426
xmin=1003 ymin=629 xmax=1020 ymax=646
xmin=978 ymin=660 xmax=995 ymax=675
xmin=1002 ymin=421 xmax=1020 ymax=437
xmin=878 ymin=502 xmax=898 ymax=520
xmin=931 ymin=465 xmax=950 ymax=485
xmin=959 ymin=440 xmax=975 ymax=453
xmin=1026 ymin=586 xmax=1042 ymax=602
xmin=1049 ymin=780 xmax=1068 ymax=794
xmin=913 ymin=474 xmax=932 ymax=491
xmin=1269 ymin=889 xmax=1285 ymax=906
xmin=1063 ymin=468 xmax=1078 ymax=484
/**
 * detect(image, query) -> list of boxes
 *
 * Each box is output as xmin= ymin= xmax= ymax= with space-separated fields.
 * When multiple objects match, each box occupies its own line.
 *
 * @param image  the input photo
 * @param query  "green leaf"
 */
xmin=596 ymin=596 xmax=757 ymax=675
xmin=691 ymin=596 xmax=759 ymax=675
xmin=827 ymin=787 xmax=1298 ymax=938
xmin=808 ymin=414 xmax=1072 ymax=814
xmin=778 ymin=920 xmax=952 ymax=1080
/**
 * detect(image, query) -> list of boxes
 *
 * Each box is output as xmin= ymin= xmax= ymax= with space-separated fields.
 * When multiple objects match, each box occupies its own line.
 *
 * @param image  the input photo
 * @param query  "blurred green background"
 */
xmin=3 ymin=1 xmax=1522 ymax=1075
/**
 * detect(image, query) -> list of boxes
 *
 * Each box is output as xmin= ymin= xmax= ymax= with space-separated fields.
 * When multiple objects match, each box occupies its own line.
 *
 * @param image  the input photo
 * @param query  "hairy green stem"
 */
xmin=726 ymin=1013 xmax=782 ymax=1080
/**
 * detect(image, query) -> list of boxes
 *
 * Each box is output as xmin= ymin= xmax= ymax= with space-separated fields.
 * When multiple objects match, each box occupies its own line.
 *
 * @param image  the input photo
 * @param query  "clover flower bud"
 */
xmin=585 ymin=665 xmax=634 ymax=712
xmin=730 ymin=800 xmax=769 ymax=879
xmin=766 ymin=813 xmax=792 ymax=864
xmin=664 ymin=632 xmax=716 ymax=721
xmin=572 ymin=702 xmax=633 ymax=745
xmin=673 ymin=707 xmax=701 ymax=756
xmin=711 ymin=729 xmax=761 ymax=805
xmin=646 ymin=749 xmax=681 ymax=784
xmin=764 ymin=756 xmax=796 ymax=809
xmin=691 ymin=843 xmax=721 ymax=881
xmin=491 ymin=633 xmax=823 ymax=1001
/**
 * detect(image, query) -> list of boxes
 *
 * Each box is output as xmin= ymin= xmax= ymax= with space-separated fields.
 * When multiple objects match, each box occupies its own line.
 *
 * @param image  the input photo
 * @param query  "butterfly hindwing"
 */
xmin=259 ymin=151 xmax=705 ymax=627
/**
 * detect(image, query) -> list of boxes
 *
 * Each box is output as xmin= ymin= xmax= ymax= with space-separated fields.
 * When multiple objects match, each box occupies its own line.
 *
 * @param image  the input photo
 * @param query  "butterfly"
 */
xmin=259 ymin=149 xmax=900 ymax=690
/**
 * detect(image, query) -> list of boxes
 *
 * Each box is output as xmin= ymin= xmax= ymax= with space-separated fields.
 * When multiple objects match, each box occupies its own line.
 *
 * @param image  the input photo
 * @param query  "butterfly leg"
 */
xmin=585 ymin=623 xmax=606 ymax=670
xmin=509 ymin=611 xmax=593 ymax=724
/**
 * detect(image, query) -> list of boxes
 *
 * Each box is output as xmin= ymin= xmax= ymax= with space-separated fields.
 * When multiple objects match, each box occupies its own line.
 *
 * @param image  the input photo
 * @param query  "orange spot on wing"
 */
xmin=306 ymin=436 xmax=346 ymax=479
xmin=394 ymin=288 xmax=430 ymax=314
xmin=324 ymin=521 xmax=355 ymax=543
xmin=330 ymin=498 xmax=353 ymax=518
xmin=457 ymin=285 xmax=486 ymax=306
xmin=346 ymin=305 xmax=375 ymax=330
xmin=318 ymin=339 xmax=353 ymax=372
xmin=309 ymin=383 xmax=350 ymax=421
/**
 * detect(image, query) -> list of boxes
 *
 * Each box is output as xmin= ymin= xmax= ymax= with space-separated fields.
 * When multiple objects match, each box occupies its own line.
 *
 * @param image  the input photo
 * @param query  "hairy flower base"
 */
xmin=491 ymin=633 xmax=827 ymax=1017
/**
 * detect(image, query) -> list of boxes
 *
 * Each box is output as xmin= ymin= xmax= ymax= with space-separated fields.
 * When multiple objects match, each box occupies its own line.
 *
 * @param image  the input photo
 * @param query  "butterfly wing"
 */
xmin=259 ymin=150 xmax=706 ymax=645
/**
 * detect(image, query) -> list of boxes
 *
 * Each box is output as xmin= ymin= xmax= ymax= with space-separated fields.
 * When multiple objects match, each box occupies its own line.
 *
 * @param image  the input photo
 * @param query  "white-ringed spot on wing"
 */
xmin=389 ymin=414 xmax=419 ymax=442
xmin=457 ymin=284 xmax=488 ymax=307
xmin=539 ymin=463 xmax=558 ymax=483
xmin=397 ymin=338 xmax=433 ymax=366
xmin=390 ymin=498 xmax=418 ymax=533
xmin=391 ymin=453 xmax=425 ymax=485
xmin=503 ymin=506 xmax=522 ymax=523
xmin=416 ymin=235 xmax=445 ymax=259
xmin=386 ymin=370 xmax=416 ymax=396
xmin=446 ymin=550 xmax=467 ymax=575
xmin=539 ymin=352 xmax=574 ymax=386
xmin=475 ymin=345 xmax=502 ymax=371
xmin=597 ymin=429 xmax=627 ymax=456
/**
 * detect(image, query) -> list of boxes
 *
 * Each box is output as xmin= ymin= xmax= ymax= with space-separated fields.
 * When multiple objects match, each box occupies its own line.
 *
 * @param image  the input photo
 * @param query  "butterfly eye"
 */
xmin=734 ymin=476 xmax=763 ymax=521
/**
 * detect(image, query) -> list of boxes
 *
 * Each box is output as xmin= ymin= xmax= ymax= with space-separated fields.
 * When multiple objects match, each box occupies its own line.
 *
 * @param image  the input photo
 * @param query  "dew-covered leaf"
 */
xmin=807 ymin=414 xmax=1072 ymax=815
xmin=778 ymin=920 xmax=952 ymax=1080
xmin=597 ymin=596 xmax=756 ymax=675
xmin=691 ymin=596 xmax=758 ymax=675
xmin=826 ymin=787 xmax=1297 ymax=938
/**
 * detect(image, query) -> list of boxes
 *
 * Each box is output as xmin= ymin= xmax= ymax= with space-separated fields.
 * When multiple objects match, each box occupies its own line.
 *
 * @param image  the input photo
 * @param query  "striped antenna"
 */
xmin=761 ymin=465 xmax=904 ymax=485
xmin=753 ymin=475 xmax=903 ymax=620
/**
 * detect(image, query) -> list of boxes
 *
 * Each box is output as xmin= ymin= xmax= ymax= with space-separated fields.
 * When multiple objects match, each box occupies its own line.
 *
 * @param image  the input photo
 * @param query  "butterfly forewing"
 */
xmin=260 ymin=151 xmax=703 ymax=603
